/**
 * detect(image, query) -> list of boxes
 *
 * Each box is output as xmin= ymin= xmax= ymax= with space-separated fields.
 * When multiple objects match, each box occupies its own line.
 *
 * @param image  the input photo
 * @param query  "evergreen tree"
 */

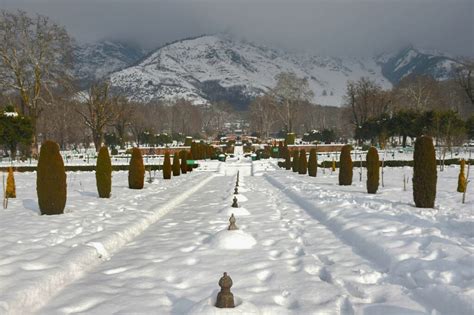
xmin=366 ymin=147 xmax=380 ymax=194
xmin=298 ymin=149 xmax=307 ymax=174
xmin=128 ymin=147 xmax=145 ymax=189
xmin=285 ymin=149 xmax=291 ymax=170
xmin=172 ymin=152 xmax=181 ymax=176
xmin=37 ymin=141 xmax=66 ymax=215
xmin=339 ymin=145 xmax=353 ymax=185
xmin=413 ymin=136 xmax=437 ymax=208
xmin=96 ymin=146 xmax=112 ymax=198
xmin=163 ymin=152 xmax=172 ymax=179
xmin=292 ymin=150 xmax=299 ymax=172
xmin=308 ymin=148 xmax=317 ymax=177
xmin=180 ymin=150 xmax=188 ymax=174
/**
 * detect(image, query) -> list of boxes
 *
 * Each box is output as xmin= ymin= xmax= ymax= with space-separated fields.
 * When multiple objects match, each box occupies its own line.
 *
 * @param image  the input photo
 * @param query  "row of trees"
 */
xmin=356 ymin=109 xmax=473 ymax=149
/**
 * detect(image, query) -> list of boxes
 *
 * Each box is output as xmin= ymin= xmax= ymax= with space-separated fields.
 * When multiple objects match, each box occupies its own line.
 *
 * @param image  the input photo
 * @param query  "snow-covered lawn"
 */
xmin=0 ymin=159 xmax=472 ymax=314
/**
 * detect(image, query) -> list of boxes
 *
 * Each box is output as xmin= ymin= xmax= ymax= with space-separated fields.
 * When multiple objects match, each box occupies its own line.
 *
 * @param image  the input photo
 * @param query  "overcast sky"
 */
xmin=1 ymin=0 xmax=472 ymax=57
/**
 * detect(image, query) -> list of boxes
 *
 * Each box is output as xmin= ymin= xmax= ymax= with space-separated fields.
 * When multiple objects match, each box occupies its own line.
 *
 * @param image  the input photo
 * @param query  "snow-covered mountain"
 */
xmin=74 ymin=41 xmax=147 ymax=87
xmin=77 ymin=35 xmax=458 ymax=108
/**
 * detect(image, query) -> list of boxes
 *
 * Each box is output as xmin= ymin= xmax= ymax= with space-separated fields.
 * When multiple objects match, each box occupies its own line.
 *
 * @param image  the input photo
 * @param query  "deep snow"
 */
xmin=0 ymin=158 xmax=473 ymax=315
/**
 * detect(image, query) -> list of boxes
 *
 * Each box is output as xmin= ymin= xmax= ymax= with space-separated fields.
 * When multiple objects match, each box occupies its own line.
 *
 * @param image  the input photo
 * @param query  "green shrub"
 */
xmin=187 ymin=150 xmax=194 ymax=172
xmin=339 ymin=145 xmax=353 ymax=185
xmin=128 ymin=148 xmax=145 ymax=189
xmin=96 ymin=146 xmax=112 ymax=198
xmin=413 ymin=136 xmax=437 ymax=208
xmin=298 ymin=149 xmax=307 ymax=174
xmin=37 ymin=141 xmax=66 ymax=215
xmin=172 ymin=152 xmax=181 ymax=176
xmin=163 ymin=152 xmax=172 ymax=179
xmin=366 ymin=147 xmax=379 ymax=194
xmin=286 ymin=133 xmax=296 ymax=145
xmin=180 ymin=150 xmax=188 ymax=174
xmin=292 ymin=150 xmax=299 ymax=172
xmin=285 ymin=149 xmax=291 ymax=170
xmin=308 ymin=148 xmax=317 ymax=177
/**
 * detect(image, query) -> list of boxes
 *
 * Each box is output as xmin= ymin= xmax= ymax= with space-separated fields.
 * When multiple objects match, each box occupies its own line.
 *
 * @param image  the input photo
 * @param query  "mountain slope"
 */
xmin=106 ymin=35 xmax=459 ymax=108
xmin=74 ymin=41 xmax=147 ymax=87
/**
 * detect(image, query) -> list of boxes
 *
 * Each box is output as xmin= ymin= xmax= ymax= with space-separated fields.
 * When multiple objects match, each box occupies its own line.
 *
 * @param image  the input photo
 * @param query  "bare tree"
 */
xmin=453 ymin=59 xmax=474 ymax=107
xmin=113 ymin=97 xmax=134 ymax=148
xmin=76 ymin=81 xmax=118 ymax=151
xmin=248 ymin=95 xmax=279 ymax=138
xmin=271 ymin=72 xmax=314 ymax=133
xmin=344 ymin=77 xmax=391 ymax=127
xmin=0 ymin=10 xmax=73 ymax=148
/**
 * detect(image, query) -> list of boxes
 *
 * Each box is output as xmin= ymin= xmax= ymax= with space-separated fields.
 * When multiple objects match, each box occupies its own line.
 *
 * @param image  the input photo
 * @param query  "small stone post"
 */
xmin=231 ymin=196 xmax=239 ymax=208
xmin=215 ymin=272 xmax=235 ymax=308
xmin=234 ymin=187 xmax=238 ymax=195
xmin=228 ymin=214 xmax=238 ymax=230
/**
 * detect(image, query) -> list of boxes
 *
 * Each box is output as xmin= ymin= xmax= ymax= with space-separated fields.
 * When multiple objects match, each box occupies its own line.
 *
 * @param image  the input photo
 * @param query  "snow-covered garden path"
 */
xmin=1 ymin=160 xmax=472 ymax=314
xmin=38 ymin=166 xmax=429 ymax=314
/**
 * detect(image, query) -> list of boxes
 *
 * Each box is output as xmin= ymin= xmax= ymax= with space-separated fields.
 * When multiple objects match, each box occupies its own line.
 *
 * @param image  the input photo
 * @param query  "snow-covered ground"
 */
xmin=0 ymin=157 xmax=472 ymax=314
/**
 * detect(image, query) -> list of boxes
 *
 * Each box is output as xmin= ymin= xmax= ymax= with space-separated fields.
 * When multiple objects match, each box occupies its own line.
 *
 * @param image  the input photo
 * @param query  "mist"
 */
xmin=1 ymin=0 xmax=472 ymax=57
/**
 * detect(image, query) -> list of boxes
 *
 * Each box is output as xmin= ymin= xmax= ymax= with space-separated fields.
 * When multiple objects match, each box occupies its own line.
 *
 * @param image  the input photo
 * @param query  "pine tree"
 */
xmin=128 ymin=147 xmax=145 ymax=189
xmin=308 ymin=148 xmax=317 ymax=177
xmin=5 ymin=167 xmax=15 ymax=198
xmin=413 ymin=136 xmax=437 ymax=208
xmin=37 ymin=141 xmax=66 ymax=215
xmin=96 ymin=146 xmax=112 ymax=198
xmin=366 ymin=146 xmax=379 ymax=194
xmin=172 ymin=152 xmax=181 ymax=177
xmin=180 ymin=150 xmax=188 ymax=174
xmin=298 ymin=149 xmax=307 ymax=174
xmin=339 ymin=145 xmax=353 ymax=185
xmin=292 ymin=150 xmax=299 ymax=173
xmin=458 ymin=159 xmax=467 ymax=193
xmin=163 ymin=152 xmax=172 ymax=179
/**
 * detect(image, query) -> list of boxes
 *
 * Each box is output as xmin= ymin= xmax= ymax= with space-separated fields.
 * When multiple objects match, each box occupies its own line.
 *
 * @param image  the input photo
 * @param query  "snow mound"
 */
xmin=210 ymin=230 xmax=257 ymax=250
xmin=187 ymin=293 xmax=260 ymax=315
xmin=220 ymin=207 xmax=250 ymax=216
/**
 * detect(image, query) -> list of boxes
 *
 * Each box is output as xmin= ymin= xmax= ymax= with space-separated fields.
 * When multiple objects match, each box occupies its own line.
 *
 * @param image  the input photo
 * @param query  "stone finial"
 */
xmin=234 ymin=187 xmax=238 ymax=195
xmin=215 ymin=272 xmax=235 ymax=308
xmin=228 ymin=213 xmax=238 ymax=230
xmin=235 ymin=180 xmax=239 ymax=187
xmin=231 ymin=196 xmax=239 ymax=208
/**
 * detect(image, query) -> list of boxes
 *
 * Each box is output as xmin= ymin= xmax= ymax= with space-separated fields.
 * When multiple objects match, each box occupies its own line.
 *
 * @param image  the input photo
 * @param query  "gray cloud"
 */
xmin=1 ymin=0 xmax=472 ymax=57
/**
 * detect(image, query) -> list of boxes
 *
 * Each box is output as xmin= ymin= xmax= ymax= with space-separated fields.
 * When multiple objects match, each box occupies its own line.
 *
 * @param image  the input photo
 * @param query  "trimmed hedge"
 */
xmin=413 ymin=136 xmax=437 ymax=208
xmin=96 ymin=146 xmax=112 ymax=198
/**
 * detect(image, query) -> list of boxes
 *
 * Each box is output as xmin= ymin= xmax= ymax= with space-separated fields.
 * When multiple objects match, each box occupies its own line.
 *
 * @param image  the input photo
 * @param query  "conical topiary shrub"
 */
xmin=37 ymin=141 xmax=66 ymax=215
xmin=172 ymin=152 xmax=181 ymax=176
xmin=366 ymin=146 xmax=380 ymax=194
xmin=96 ymin=146 xmax=112 ymax=198
xmin=298 ymin=149 xmax=307 ymax=174
xmin=413 ymin=136 xmax=437 ymax=208
xmin=5 ymin=167 xmax=16 ymax=198
xmin=457 ymin=159 xmax=467 ymax=193
xmin=163 ymin=152 xmax=172 ymax=179
xmin=308 ymin=148 xmax=317 ymax=177
xmin=180 ymin=150 xmax=188 ymax=174
xmin=187 ymin=151 xmax=194 ymax=172
xmin=292 ymin=150 xmax=299 ymax=173
xmin=285 ymin=149 xmax=291 ymax=170
xmin=128 ymin=147 xmax=145 ymax=189
xmin=339 ymin=145 xmax=353 ymax=185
